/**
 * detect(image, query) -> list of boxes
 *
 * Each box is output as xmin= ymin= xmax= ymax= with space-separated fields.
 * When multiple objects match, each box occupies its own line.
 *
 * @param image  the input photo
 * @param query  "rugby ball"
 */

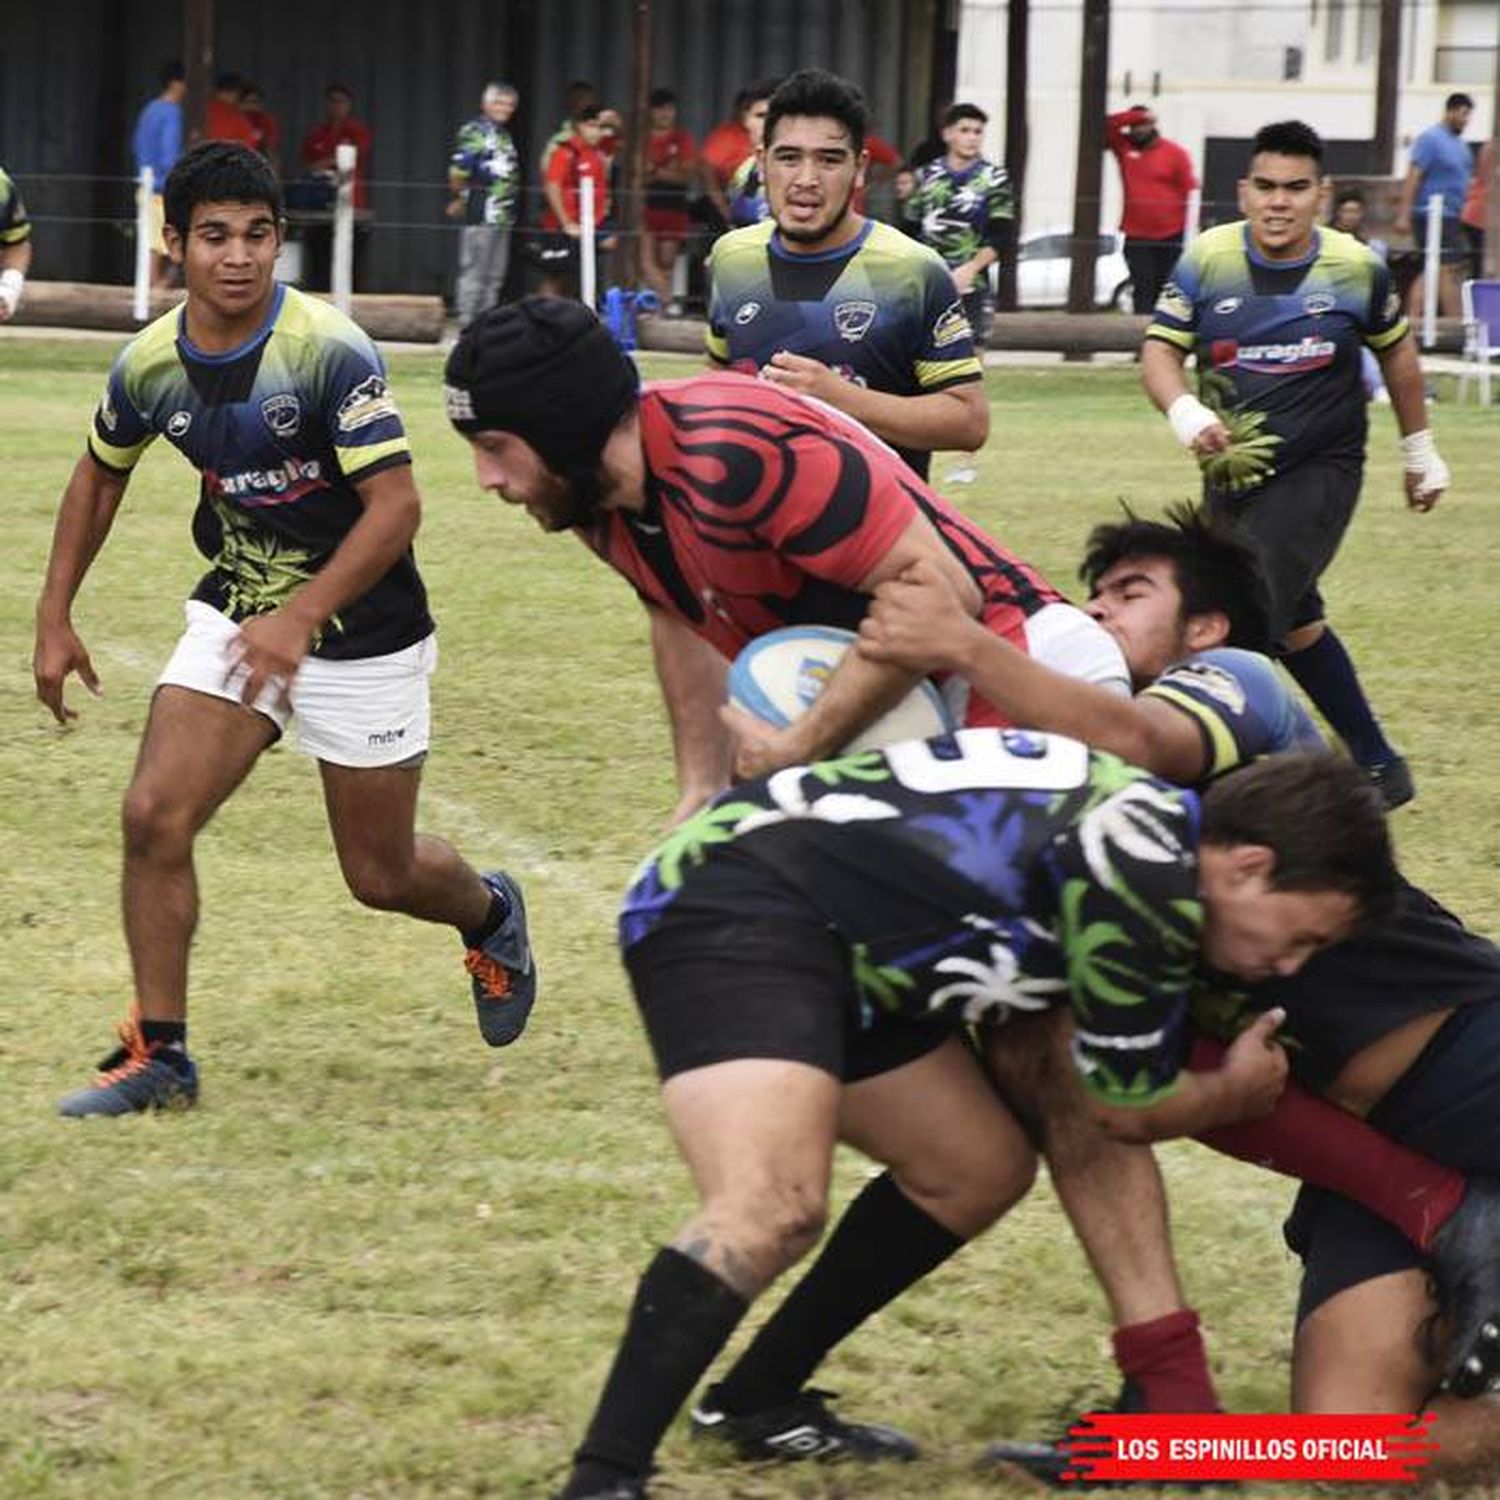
xmin=727 ymin=625 xmax=956 ymax=752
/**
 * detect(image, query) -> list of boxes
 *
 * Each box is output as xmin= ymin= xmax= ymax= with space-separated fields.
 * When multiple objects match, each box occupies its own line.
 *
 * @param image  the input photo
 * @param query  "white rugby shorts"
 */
xmin=157 ymin=600 xmax=436 ymax=767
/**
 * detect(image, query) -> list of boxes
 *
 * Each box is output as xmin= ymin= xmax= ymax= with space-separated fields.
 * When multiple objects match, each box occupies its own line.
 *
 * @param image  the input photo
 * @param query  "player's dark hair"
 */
xmin=943 ymin=103 xmax=988 ymax=129
xmin=160 ymin=61 xmax=185 ymax=89
xmin=1333 ymin=185 xmax=1366 ymax=207
xmin=574 ymin=104 xmax=602 ymax=125
xmin=765 ymin=68 xmax=867 ymax=154
xmin=325 ymin=82 xmax=353 ymax=101
xmin=737 ymin=78 xmax=779 ymax=118
xmin=1200 ymin=752 xmax=1397 ymax=923
xmin=163 ymin=140 xmax=282 ymax=237
xmin=650 ymin=87 xmax=677 ymax=108
xmin=214 ymin=71 xmax=244 ymax=96
xmin=1445 ymin=92 xmax=1475 ymax=113
xmin=1249 ymin=120 xmax=1323 ymax=169
xmin=1079 ymin=502 xmax=1273 ymax=653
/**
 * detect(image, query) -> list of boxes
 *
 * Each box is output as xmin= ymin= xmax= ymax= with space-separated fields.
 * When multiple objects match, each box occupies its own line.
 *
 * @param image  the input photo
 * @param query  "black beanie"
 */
xmin=444 ymin=296 xmax=640 ymax=473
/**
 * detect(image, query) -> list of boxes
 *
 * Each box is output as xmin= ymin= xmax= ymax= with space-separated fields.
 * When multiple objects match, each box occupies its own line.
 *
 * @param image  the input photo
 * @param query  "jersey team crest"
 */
xmin=834 ymin=300 xmax=877 ymax=342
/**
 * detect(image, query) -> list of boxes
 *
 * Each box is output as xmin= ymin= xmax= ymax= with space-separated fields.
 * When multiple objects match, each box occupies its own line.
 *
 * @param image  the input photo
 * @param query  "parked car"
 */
xmin=1015 ymin=227 xmax=1133 ymax=311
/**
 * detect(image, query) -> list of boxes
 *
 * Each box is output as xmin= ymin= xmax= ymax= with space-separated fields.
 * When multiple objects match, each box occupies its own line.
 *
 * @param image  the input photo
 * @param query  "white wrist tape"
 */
xmin=0 ymin=267 xmax=23 ymax=315
xmin=1166 ymin=393 xmax=1219 ymax=448
xmin=1400 ymin=429 xmax=1450 ymax=497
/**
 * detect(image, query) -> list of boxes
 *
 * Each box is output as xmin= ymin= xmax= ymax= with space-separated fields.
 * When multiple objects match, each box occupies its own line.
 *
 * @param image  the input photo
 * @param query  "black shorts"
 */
xmin=623 ymin=915 xmax=952 ymax=1084
xmin=1205 ymin=459 xmax=1362 ymax=637
xmin=1284 ymin=999 xmax=1500 ymax=1322
xmin=1409 ymin=212 xmax=1466 ymax=267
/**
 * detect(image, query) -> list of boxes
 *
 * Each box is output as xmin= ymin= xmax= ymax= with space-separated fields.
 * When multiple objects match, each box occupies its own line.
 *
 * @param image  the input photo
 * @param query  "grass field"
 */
xmin=2 ymin=333 xmax=1498 ymax=1499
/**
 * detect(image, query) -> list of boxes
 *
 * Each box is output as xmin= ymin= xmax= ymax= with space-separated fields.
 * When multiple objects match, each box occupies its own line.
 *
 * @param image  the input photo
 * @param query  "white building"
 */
xmin=957 ymin=0 xmax=1496 ymax=233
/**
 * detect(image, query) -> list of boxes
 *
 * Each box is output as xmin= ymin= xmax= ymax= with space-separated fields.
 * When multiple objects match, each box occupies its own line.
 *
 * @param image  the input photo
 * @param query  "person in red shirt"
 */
xmin=700 ymin=81 xmax=777 ymax=227
xmin=297 ymin=82 xmax=374 ymax=291
xmin=1106 ymin=104 xmax=1198 ymax=313
xmin=240 ymin=82 xmax=281 ymax=176
xmin=536 ymin=107 xmax=617 ymax=300
xmin=853 ymin=131 xmax=901 ymax=216
xmin=203 ymin=73 xmax=257 ymax=149
xmin=443 ymin=296 xmax=1126 ymax=825
xmin=640 ymin=87 xmax=696 ymax=310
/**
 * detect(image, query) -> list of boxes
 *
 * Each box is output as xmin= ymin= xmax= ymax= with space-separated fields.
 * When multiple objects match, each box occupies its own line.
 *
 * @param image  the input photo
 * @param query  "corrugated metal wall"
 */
xmin=2 ymin=0 xmax=939 ymax=295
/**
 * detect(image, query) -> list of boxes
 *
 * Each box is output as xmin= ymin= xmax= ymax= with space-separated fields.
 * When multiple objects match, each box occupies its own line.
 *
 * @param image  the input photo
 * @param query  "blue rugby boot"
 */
xmin=464 ymin=870 xmax=538 ymax=1046
xmin=58 ymin=1010 xmax=199 ymax=1117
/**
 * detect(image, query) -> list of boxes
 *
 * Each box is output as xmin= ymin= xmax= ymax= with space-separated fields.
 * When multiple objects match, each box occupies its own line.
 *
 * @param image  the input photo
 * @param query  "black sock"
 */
xmin=561 ymin=1247 xmax=748 ymax=1497
xmin=461 ymin=887 xmax=510 ymax=950
xmin=711 ymin=1172 xmax=964 ymax=1415
xmin=1282 ymin=628 xmax=1396 ymax=767
xmin=140 ymin=1020 xmax=187 ymax=1050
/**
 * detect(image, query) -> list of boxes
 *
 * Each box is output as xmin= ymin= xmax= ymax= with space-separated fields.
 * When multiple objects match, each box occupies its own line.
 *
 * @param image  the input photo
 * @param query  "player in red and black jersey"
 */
xmin=446 ymin=296 xmax=1126 ymax=826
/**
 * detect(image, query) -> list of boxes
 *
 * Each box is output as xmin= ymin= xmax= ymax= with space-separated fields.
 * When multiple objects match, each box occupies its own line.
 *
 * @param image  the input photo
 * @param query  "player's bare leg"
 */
xmin=123 ymin=686 xmax=277 ymax=1023
xmin=559 ymin=1057 xmax=841 ymax=1499
xmin=1295 ymin=1271 xmax=1500 ymax=1482
xmin=320 ymin=759 xmax=537 ymax=1046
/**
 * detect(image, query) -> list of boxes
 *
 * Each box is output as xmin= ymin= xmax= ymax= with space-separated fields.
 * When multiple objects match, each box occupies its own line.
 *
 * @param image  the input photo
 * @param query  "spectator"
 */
xmin=854 ymin=129 xmax=902 ymax=217
xmin=1395 ymin=92 xmax=1475 ymax=318
xmin=535 ymin=106 xmax=616 ymax=301
xmin=1105 ymin=103 xmax=1199 ymax=314
xmin=448 ymin=82 xmax=521 ymax=329
xmin=131 ymin=62 xmax=185 ymax=290
xmin=241 ymin=82 xmax=281 ymax=175
xmin=1329 ymin=188 xmax=1391 ymax=403
xmin=724 ymin=102 xmax=771 ymax=228
xmin=1460 ymin=140 xmax=1492 ymax=285
xmin=700 ymin=81 xmax=776 ymax=226
xmin=203 ymin=72 xmax=256 ymax=148
xmin=0 ymin=164 xmax=32 ymax=322
xmin=299 ymin=83 xmax=373 ymax=291
xmin=640 ymin=87 xmax=695 ymax=312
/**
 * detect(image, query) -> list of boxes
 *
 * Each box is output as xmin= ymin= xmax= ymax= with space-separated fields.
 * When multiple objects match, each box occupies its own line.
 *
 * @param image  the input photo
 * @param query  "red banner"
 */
xmin=1053 ymin=1413 xmax=1437 ymax=1483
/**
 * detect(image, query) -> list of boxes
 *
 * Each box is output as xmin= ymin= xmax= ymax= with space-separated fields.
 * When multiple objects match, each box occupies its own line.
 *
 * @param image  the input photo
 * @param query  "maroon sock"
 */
xmin=1112 ymin=1309 xmax=1218 ymax=1412
xmin=1188 ymin=1035 xmax=1466 ymax=1251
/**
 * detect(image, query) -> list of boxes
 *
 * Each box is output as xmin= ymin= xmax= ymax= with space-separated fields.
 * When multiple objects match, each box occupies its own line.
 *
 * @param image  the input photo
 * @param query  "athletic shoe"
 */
xmin=944 ymin=464 xmax=979 ymax=485
xmin=57 ymin=1012 xmax=199 ymax=1117
xmin=465 ymin=870 xmax=537 ymax=1046
xmin=690 ymin=1384 xmax=919 ymax=1462
xmin=1430 ymin=1178 xmax=1500 ymax=1397
xmin=1366 ymin=755 xmax=1415 ymax=810
xmin=979 ymin=1380 xmax=1147 ymax=1486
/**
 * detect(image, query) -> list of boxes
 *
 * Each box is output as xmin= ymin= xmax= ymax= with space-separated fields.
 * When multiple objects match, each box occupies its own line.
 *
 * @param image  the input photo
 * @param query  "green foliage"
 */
xmin=3 ymin=336 xmax=1497 ymax=1496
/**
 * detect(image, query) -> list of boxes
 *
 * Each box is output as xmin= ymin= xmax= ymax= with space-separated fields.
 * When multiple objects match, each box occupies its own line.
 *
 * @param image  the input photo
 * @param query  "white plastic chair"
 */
xmin=1458 ymin=279 xmax=1500 ymax=406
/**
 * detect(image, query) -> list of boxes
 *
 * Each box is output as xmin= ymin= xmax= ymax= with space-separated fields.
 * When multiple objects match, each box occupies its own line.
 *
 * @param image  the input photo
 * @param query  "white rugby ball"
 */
xmin=727 ymin=625 xmax=956 ymax=753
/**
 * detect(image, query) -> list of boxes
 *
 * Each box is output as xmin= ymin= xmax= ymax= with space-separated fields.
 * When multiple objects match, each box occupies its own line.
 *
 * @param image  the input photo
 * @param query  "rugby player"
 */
xmin=849 ymin=506 xmax=1500 ymax=1478
xmin=705 ymin=68 xmax=988 ymax=480
xmin=553 ymin=743 xmax=1394 ymax=1500
xmin=444 ymin=295 xmax=1126 ymax=827
xmin=34 ymin=143 xmax=536 ymax=1117
xmin=1142 ymin=119 xmax=1450 ymax=810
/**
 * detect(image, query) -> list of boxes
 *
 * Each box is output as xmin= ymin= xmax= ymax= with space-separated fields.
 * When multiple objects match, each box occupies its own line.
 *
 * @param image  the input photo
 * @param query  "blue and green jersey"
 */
xmin=706 ymin=218 xmax=982 ymax=478
xmin=1148 ymin=223 xmax=1407 ymax=482
xmin=0 ymin=167 xmax=31 ymax=245
xmin=621 ymin=730 xmax=1205 ymax=1110
xmin=88 ymin=283 xmax=429 ymax=659
xmin=449 ymin=116 xmax=520 ymax=228
xmin=904 ymin=156 xmax=1013 ymax=268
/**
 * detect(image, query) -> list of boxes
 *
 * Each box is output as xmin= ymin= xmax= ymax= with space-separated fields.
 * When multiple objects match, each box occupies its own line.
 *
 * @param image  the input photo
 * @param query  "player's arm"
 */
xmin=762 ymin=359 xmax=989 ymax=454
xmin=726 ymin=515 xmax=981 ymax=777
xmin=858 ymin=559 xmax=1208 ymax=782
xmin=1375 ymin=334 xmax=1450 ymax=512
xmin=646 ymin=603 xmax=734 ymax=826
xmin=0 ymin=236 xmax=32 ymax=321
xmin=1090 ymin=1009 xmax=1289 ymax=1143
xmin=227 ymin=462 xmax=421 ymax=704
xmin=34 ymin=453 xmax=130 ymax=723
xmin=1141 ymin=337 xmax=1229 ymax=456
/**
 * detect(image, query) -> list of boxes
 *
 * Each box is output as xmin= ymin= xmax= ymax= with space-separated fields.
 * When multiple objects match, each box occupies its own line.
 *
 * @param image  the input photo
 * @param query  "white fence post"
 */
xmin=1183 ymin=187 xmax=1201 ymax=248
xmin=134 ymin=166 xmax=154 ymax=322
xmin=1422 ymin=190 xmax=1441 ymax=350
xmin=580 ymin=172 xmax=597 ymax=310
xmin=333 ymin=142 xmax=356 ymax=314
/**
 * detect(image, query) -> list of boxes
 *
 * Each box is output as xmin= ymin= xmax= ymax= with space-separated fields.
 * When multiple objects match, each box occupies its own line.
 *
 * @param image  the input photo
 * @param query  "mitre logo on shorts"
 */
xmin=167 ymin=410 xmax=192 ymax=438
xmin=261 ymin=393 xmax=301 ymax=437
xmin=337 ymin=375 xmax=400 ymax=433
xmin=931 ymin=299 xmax=973 ymax=349
xmin=833 ymin=299 xmax=877 ymax=342
xmin=734 ymin=300 xmax=761 ymax=325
